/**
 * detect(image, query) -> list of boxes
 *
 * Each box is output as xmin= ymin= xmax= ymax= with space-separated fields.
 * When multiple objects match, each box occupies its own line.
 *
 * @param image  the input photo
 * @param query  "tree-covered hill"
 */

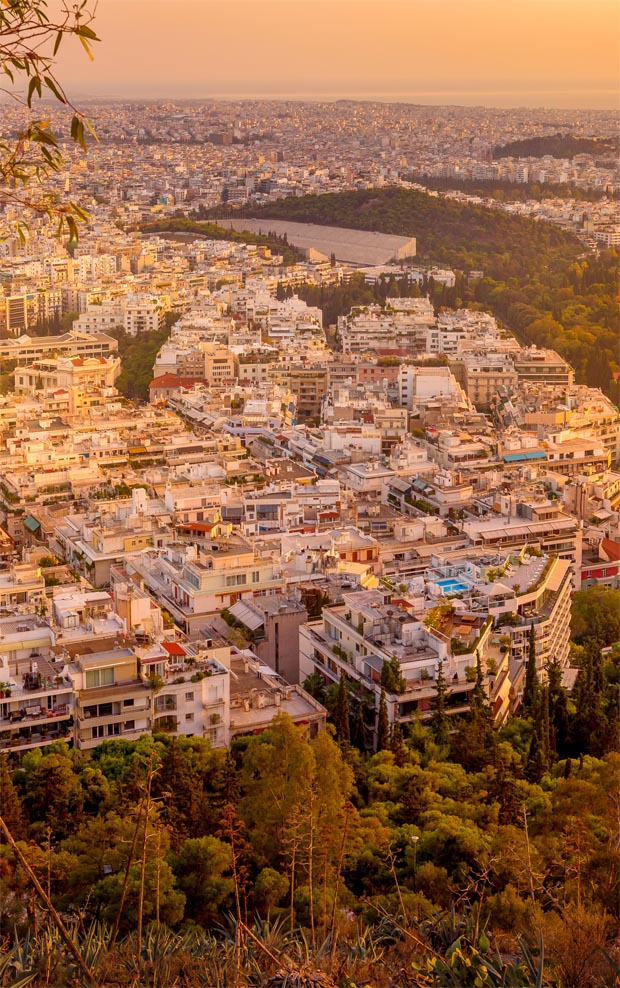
xmin=240 ymin=186 xmax=582 ymax=275
xmin=493 ymin=133 xmax=619 ymax=160
xmin=406 ymin=174 xmax=609 ymax=202
xmin=238 ymin=188 xmax=619 ymax=399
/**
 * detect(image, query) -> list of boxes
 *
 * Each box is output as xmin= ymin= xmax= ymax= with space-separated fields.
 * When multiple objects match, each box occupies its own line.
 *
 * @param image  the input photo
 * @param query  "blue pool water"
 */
xmin=436 ymin=578 xmax=468 ymax=594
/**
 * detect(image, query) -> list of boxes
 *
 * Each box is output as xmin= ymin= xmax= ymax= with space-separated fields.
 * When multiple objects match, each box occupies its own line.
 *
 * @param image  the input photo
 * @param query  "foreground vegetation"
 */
xmin=244 ymin=187 xmax=619 ymax=400
xmin=0 ymin=634 xmax=617 ymax=987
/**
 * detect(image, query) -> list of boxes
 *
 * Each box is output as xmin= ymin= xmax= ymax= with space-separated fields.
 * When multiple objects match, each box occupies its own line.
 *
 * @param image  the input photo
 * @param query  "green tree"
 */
xmin=302 ymin=670 xmax=327 ymax=706
xmin=521 ymin=623 xmax=539 ymax=717
xmin=431 ymin=660 xmax=449 ymax=747
xmin=21 ymin=747 xmax=85 ymax=840
xmin=571 ymin=587 xmax=620 ymax=646
xmin=390 ymin=721 xmax=407 ymax=767
xmin=376 ymin=689 xmax=389 ymax=752
xmin=334 ymin=672 xmax=351 ymax=746
xmin=239 ymin=713 xmax=315 ymax=867
xmin=253 ymin=866 xmax=289 ymax=915
xmin=547 ymin=654 xmax=570 ymax=757
xmin=351 ymin=700 xmax=367 ymax=751
xmin=381 ymin=655 xmax=406 ymax=693
xmin=169 ymin=835 xmax=234 ymax=926
xmin=0 ymin=754 xmax=24 ymax=840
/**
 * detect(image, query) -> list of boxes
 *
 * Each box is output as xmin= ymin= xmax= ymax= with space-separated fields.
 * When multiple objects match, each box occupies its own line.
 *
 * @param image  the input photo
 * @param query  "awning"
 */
xmin=229 ymin=600 xmax=264 ymax=632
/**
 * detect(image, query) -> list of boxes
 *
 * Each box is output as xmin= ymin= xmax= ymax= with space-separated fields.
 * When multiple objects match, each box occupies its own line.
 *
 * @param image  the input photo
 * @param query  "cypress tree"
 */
xmin=376 ymin=689 xmax=389 ymax=752
xmin=390 ymin=721 xmax=407 ymax=766
xmin=527 ymin=689 xmax=552 ymax=782
xmin=547 ymin=654 xmax=570 ymax=756
xmin=540 ymin=685 xmax=552 ymax=768
xmin=351 ymin=700 xmax=367 ymax=752
xmin=525 ymin=721 xmax=545 ymax=782
xmin=522 ymin=623 xmax=539 ymax=716
xmin=431 ymin=660 xmax=449 ymax=746
xmin=571 ymin=639 xmax=605 ymax=756
xmin=471 ymin=650 xmax=490 ymax=721
xmin=334 ymin=672 xmax=350 ymax=746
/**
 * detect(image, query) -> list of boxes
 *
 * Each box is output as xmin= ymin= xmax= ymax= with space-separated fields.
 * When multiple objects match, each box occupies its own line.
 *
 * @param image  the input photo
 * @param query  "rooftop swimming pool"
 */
xmin=436 ymin=578 xmax=468 ymax=594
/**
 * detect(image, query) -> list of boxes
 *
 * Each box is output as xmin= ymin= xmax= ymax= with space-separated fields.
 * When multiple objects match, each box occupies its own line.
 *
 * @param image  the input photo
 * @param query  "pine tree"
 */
xmin=431 ymin=660 xmax=449 ymax=746
xmin=334 ymin=672 xmax=350 ymax=746
xmin=376 ymin=689 xmax=389 ymax=752
xmin=522 ymin=623 xmax=539 ymax=717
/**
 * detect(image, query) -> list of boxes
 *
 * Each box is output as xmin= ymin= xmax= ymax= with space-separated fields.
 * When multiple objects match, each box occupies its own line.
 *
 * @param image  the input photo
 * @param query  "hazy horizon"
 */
xmin=54 ymin=0 xmax=620 ymax=112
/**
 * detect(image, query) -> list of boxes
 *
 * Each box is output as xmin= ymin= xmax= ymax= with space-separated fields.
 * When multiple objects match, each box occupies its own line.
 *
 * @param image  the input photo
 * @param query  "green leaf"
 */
xmin=53 ymin=30 xmax=63 ymax=56
xmin=43 ymin=75 xmax=66 ymax=103
xmin=76 ymin=24 xmax=99 ymax=41
xmin=70 ymin=115 xmax=86 ymax=148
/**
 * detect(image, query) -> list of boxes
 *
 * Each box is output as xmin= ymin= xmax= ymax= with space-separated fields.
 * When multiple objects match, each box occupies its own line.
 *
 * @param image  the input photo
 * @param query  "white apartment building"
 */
xmin=398 ymin=365 xmax=462 ymax=409
xmin=127 ymin=539 xmax=283 ymax=634
xmin=339 ymin=298 xmax=435 ymax=354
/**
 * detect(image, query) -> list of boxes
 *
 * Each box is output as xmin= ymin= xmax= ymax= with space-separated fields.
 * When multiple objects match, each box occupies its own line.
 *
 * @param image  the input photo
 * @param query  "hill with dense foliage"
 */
xmin=493 ymin=133 xmax=619 ymax=160
xmin=406 ymin=174 xmax=608 ymax=202
xmin=242 ymin=188 xmax=619 ymax=400
xmin=241 ymin=187 xmax=582 ymax=271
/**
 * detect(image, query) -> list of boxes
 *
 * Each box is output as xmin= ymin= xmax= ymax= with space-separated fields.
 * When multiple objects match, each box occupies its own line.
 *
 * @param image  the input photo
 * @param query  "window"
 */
xmin=185 ymin=713 xmax=194 ymax=722
xmin=185 ymin=570 xmax=201 ymax=590
xmin=123 ymin=698 xmax=134 ymax=707
xmin=185 ymin=691 xmax=194 ymax=701
xmin=124 ymin=720 xmax=135 ymax=731
xmin=85 ymin=667 xmax=114 ymax=688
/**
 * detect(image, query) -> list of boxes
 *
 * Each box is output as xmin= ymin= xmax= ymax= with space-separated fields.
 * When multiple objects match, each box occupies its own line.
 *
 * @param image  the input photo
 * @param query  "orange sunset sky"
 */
xmin=57 ymin=0 xmax=620 ymax=108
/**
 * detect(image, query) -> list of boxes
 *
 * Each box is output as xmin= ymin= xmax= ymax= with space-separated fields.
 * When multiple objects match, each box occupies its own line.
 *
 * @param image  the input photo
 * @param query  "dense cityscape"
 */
xmin=0 ymin=3 xmax=618 ymax=987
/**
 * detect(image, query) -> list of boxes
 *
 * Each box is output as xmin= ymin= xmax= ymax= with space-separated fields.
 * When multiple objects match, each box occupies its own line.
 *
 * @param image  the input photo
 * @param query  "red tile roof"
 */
xmin=601 ymin=538 xmax=620 ymax=561
xmin=148 ymin=374 xmax=202 ymax=389
xmin=162 ymin=642 xmax=186 ymax=656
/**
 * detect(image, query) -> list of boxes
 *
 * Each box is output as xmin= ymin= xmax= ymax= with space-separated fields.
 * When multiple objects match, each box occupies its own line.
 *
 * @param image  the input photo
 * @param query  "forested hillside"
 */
xmin=245 ymin=188 xmax=619 ymax=400
xmin=405 ymin=174 xmax=608 ymax=201
xmin=492 ymin=133 xmax=619 ymax=160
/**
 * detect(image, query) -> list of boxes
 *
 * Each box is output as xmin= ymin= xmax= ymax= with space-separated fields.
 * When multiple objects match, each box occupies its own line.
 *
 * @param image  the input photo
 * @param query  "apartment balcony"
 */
xmin=1 ymin=703 xmax=72 ymax=730
xmin=78 ymin=704 xmax=150 ymax=728
xmin=153 ymin=714 xmax=179 ymax=733
xmin=153 ymin=696 xmax=178 ymax=714
xmin=0 ymin=724 xmax=73 ymax=752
